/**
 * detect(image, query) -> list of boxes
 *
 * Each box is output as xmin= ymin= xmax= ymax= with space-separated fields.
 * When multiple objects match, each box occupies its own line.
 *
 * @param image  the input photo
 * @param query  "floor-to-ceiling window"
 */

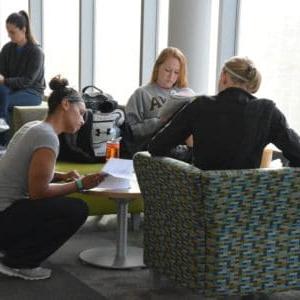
xmin=94 ymin=0 xmax=141 ymax=105
xmin=0 ymin=0 xmax=219 ymax=104
xmin=0 ymin=0 xmax=28 ymax=49
xmin=157 ymin=0 xmax=169 ymax=53
xmin=208 ymin=0 xmax=219 ymax=94
xmin=43 ymin=0 xmax=80 ymax=91
xmin=237 ymin=0 xmax=300 ymax=132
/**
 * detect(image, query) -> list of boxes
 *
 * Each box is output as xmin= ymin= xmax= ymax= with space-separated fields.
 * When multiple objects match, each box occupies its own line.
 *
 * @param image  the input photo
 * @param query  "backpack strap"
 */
xmin=82 ymin=85 xmax=103 ymax=94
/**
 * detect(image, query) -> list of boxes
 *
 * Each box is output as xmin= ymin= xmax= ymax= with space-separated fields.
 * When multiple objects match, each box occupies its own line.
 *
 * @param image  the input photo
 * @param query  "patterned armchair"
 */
xmin=133 ymin=151 xmax=300 ymax=297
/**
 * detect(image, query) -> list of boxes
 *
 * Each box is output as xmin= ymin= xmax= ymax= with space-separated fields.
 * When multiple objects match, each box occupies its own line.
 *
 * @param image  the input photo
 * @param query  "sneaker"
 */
xmin=0 ymin=118 xmax=9 ymax=132
xmin=0 ymin=262 xmax=51 ymax=280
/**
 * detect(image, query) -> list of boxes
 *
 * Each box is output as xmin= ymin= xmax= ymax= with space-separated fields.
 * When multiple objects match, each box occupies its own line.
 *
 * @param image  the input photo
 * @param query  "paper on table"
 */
xmin=97 ymin=175 xmax=130 ymax=190
xmin=101 ymin=158 xmax=134 ymax=179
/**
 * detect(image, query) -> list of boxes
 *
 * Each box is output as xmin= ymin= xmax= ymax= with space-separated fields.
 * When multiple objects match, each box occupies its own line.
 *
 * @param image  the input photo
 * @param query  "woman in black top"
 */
xmin=0 ymin=11 xmax=45 ymax=142
xmin=149 ymin=56 xmax=300 ymax=170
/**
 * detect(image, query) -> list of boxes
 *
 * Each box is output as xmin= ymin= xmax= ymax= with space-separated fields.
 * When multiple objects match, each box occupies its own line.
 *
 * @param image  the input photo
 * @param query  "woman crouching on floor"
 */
xmin=0 ymin=75 xmax=105 ymax=280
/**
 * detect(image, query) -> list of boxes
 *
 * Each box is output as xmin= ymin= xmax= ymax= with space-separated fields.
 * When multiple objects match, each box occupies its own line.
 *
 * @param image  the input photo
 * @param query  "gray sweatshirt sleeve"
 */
xmin=125 ymin=88 xmax=162 ymax=140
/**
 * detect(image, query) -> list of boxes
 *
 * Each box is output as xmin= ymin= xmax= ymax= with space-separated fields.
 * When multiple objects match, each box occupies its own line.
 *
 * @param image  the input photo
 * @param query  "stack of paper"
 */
xmin=97 ymin=158 xmax=135 ymax=190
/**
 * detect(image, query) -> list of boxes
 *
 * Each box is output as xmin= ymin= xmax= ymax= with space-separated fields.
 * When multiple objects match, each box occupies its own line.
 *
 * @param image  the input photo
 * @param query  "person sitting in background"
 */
xmin=124 ymin=47 xmax=195 ymax=158
xmin=0 ymin=10 xmax=45 ymax=143
xmin=0 ymin=75 xmax=105 ymax=280
xmin=149 ymin=56 xmax=300 ymax=169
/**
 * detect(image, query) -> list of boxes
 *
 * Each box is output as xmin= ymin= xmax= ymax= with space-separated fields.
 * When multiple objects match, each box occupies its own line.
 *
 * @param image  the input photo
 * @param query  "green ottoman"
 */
xmin=55 ymin=161 xmax=144 ymax=216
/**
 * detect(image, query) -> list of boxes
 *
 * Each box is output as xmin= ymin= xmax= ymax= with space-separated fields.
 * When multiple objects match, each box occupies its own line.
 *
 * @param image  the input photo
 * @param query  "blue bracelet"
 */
xmin=75 ymin=179 xmax=84 ymax=191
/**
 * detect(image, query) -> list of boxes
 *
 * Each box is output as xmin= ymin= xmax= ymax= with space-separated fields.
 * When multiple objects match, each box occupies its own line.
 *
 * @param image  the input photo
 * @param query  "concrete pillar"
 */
xmin=168 ymin=0 xmax=211 ymax=94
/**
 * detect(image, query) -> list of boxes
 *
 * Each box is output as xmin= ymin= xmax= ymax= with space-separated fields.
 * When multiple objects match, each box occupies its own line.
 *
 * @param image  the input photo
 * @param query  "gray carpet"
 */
xmin=48 ymin=216 xmax=205 ymax=300
xmin=0 ymin=262 xmax=105 ymax=300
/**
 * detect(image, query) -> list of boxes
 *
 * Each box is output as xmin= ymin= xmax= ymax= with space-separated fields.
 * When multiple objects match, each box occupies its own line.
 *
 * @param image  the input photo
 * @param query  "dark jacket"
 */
xmin=149 ymin=87 xmax=300 ymax=170
xmin=0 ymin=42 xmax=45 ymax=94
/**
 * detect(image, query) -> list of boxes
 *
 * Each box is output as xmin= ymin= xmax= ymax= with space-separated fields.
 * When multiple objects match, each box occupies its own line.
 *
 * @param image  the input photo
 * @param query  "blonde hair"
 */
xmin=223 ymin=56 xmax=262 ymax=93
xmin=150 ymin=47 xmax=188 ymax=88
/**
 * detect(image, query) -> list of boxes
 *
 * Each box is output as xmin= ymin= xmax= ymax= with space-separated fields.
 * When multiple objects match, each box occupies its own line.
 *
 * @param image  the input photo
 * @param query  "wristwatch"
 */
xmin=75 ymin=179 xmax=84 ymax=191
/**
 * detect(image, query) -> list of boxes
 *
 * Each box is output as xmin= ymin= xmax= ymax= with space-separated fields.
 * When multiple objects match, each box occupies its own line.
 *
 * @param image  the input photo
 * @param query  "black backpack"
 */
xmin=58 ymin=85 xmax=126 ymax=162
xmin=82 ymin=85 xmax=118 ymax=113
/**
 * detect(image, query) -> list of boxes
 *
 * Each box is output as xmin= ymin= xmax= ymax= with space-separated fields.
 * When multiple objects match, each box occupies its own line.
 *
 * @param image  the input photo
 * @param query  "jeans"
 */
xmin=0 ymin=197 xmax=88 ymax=268
xmin=0 ymin=85 xmax=42 ymax=145
xmin=0 ymin=85 xmax=42 ymax=119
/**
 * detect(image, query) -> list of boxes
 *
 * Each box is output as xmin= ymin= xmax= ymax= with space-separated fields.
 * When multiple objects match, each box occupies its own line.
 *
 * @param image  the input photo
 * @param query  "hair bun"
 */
xmin=247 ymin=66 xmax=257 ymax=81
xmin=49 ymin=75 xmax=69 ymax=91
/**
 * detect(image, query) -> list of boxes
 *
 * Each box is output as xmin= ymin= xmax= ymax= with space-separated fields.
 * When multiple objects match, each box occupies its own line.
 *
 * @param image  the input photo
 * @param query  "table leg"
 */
xmin=79 ymin=198 xmax=145 ymax=269
xmin=114 ymin=198 xmax=128 ymax=265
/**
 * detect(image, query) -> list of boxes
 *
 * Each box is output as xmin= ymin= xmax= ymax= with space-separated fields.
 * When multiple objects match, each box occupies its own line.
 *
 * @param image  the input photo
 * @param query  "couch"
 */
xmin=133 ymin=151 xmax=300 ymax=297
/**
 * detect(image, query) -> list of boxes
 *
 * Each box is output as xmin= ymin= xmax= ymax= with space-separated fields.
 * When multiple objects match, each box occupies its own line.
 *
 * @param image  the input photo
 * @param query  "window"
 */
xmin=0 ymin=0 xmax=28 ymax=49
xmin=208 ymin=0 xmax=219 ymax=94
xmin=238 ymin=0 xmax=300 ymax=132
xmin=157 ymin=0 xmax=169 ymax=53
xmin=43 ymin=0 xmax=79 ymax=92
xmin=94 ymin=0 xmax=141 ymax=105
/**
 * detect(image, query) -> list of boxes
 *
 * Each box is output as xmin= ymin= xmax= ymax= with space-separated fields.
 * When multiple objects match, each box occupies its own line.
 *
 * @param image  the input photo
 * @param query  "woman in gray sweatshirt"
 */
xmin=124 ymin=47 xmax=194 ymax=157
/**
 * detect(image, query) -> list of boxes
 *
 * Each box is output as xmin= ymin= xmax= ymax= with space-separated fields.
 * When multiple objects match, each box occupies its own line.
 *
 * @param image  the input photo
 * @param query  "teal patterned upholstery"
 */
xmin=133 ymin=151 xmax=300 ymax=297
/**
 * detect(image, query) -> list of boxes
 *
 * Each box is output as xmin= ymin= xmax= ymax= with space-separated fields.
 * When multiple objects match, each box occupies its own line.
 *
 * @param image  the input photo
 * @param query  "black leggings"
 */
xmin=0 ymin=197 xmax=88 ymax=268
